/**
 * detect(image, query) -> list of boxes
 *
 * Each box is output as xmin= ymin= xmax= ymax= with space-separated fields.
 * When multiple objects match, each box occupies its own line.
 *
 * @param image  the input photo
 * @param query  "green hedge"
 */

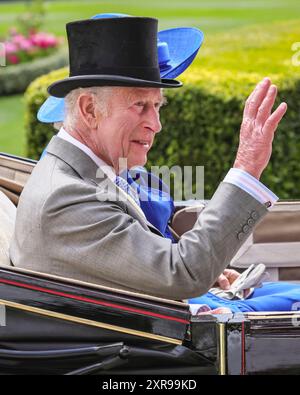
xmin=25 ymin=69 xmax=300 ymax=199
xmin=153 ymin=78 xmax=300 ymax=199
xmin=25 ymin=67 xmax=68 ymax=159
xmin=0 ymin=47 xmax=68 ymax=96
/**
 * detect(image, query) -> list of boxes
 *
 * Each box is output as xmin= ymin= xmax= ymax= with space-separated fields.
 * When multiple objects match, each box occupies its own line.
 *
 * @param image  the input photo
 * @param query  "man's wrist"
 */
xmin=233 ymin=162 xmax=261 ymax=180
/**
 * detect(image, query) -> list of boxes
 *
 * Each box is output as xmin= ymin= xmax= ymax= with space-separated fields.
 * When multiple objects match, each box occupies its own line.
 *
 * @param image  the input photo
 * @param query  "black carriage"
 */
xmin=0 ymin=152 xmax=300 ymax=375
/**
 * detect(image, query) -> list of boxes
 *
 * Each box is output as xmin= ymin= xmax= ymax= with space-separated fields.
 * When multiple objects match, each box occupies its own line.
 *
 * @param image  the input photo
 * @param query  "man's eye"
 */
xmin=135 ymin=102 xmax=145 ymax=107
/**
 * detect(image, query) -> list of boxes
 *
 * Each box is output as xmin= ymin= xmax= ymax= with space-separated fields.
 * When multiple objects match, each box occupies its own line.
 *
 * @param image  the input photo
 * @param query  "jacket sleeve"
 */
xmin=41 ymin=181 xmax=268 ymax=300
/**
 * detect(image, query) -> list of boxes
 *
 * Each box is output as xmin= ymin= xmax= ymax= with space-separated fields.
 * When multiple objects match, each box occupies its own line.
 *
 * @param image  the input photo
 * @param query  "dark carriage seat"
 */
xmin=0 ymin=152 xmax=35 ymax=206
xmin=0 ymin=190 xmax=15 ymax=266
xmin=0 ymin=153 xmax=36 ymax=266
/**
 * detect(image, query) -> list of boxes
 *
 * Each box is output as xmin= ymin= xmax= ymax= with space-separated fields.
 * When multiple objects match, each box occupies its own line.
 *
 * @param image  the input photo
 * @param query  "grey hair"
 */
xmin=53 ymin=121 xmax=63 ymax=131
xmin=63 ymin=86 xmax=117 ymax=130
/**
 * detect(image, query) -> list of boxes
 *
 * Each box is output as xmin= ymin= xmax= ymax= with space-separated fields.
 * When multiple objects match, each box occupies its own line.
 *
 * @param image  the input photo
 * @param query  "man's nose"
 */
xmin=144 ymin=106 xmax=162 ymax=134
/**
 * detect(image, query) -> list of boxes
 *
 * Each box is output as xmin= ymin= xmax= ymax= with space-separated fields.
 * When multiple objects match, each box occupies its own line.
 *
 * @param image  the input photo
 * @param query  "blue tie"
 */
xmin=122 ymin=168 xmax=175 ymax=242
xmin=115 ymin=175 xmax=140 ymax=206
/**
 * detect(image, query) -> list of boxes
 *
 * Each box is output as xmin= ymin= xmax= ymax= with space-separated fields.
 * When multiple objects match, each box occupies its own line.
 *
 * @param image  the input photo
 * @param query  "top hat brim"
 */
xmin=48 ymin=75 xmax=182 ymax=98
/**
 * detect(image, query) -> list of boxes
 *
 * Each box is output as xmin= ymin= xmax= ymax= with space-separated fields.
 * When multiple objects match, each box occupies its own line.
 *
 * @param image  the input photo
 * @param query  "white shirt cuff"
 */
xmin=223 ymin=168 xmax=278 ymax=207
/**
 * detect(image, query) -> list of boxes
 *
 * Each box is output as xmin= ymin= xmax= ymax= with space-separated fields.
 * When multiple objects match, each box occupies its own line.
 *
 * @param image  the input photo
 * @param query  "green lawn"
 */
xmin=181 ymin=19 xmax=300 ymax=93
xmin=0 ymin=0 xmax=300 ymax=36
xmin=0 ymin=0 xmax=299 ymax=157
xmin=0 ymin=95 xmax=25 ymax=156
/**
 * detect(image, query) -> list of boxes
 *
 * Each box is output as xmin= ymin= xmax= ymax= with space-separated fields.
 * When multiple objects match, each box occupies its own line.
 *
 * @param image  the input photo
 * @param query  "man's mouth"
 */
xmin=131 ymin=140 xmax=150 ymax=149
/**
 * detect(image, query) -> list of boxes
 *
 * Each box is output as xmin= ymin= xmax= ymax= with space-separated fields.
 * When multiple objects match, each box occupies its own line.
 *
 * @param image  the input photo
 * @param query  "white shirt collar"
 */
xmin=57 ymin=127 xmax=116 ymax=181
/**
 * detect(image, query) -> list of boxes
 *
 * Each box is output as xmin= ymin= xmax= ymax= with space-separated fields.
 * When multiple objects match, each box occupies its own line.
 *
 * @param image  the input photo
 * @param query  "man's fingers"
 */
xmin=255 ymin=84 xmax=277 ymax=126
xmin=237 ymin=79 xmax=287 ymax=179
xmin=217 ymin=274 xmax=230 ymax=290
xmin=262 ymin=102 xmax=288 ymax=136
xmin=209 ymin=307 xmax=232 ymax=315
xmin=243 ymin=77 xmax=271 ymax=119
xmin=223 ymin=268 xmax=240 ymax=284
xmin=197 ymin=307 xmax=232 ymax=315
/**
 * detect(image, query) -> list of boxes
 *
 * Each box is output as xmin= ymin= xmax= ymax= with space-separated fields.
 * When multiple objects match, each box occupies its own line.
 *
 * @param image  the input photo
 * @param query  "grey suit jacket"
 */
xmin=10 ymin=136 xmax=268 ymax=299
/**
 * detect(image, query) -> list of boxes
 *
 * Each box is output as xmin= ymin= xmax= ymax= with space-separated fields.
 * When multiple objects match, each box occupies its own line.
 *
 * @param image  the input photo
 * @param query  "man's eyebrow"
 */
xmin=133 ymin=95 xmax=167 ymax=106
xmin=126 ymin=90 xmax=167 ymax=106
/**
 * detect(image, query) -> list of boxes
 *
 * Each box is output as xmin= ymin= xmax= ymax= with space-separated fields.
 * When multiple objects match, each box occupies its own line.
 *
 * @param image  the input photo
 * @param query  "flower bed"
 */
xmin=0 ymin=28 xmax=67 ymax=96
xmin=1 ymin=29 xmax=61 ymax=66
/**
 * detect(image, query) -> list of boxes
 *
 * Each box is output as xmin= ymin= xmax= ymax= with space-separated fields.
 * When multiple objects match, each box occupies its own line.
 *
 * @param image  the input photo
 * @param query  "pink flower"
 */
xmin=19 ymin=39 xmax=32 ymax=51
xmin=45 ymin=35 xmax=57 ymax=48
xmin=5 ymin=42 xmax=18 ymax=54
xmin=12 ymin=34 xmax=26 ymax=44
xmin=29 ymin=33 xmax=44 ymax=47
xmin=30 ymin=32 xmax=58 ymax=49
xmin=28 ymin=33 xmax=38 ymax=46
xmin=11 ymin=34 xmax=33 ymax=51
xmin=7 ymin=54 xmax=19 ymax=64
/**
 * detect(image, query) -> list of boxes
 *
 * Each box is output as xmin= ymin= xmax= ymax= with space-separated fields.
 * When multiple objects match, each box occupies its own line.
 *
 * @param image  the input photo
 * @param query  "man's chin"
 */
xmin=128 ymin=157 xmax=147 ymax=170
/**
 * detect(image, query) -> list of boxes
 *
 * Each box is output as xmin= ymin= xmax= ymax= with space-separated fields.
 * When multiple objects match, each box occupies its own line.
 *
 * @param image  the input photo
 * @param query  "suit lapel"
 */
xmin=46 ymin=136 xmax=100 ymax=181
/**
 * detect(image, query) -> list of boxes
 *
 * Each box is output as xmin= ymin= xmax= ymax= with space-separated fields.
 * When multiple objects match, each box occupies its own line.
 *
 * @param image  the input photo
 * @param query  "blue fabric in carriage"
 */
xmin=189 ymin=282 xmax=300 ymax=312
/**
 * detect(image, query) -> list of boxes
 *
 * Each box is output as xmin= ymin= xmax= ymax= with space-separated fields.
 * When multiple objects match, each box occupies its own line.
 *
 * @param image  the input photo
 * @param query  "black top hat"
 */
xmin=48 ymin=17 xmax=182 ymax=97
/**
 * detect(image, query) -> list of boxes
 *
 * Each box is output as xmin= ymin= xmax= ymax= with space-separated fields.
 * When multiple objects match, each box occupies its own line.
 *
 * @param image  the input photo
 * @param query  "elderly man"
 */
xmin=10 ymin=17 xmax=287 ymax=301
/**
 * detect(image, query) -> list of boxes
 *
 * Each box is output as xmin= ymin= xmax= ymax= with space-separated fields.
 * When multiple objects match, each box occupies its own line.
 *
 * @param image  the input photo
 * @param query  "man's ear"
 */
xmin=77 ymin=94 xmax=100 ymax=129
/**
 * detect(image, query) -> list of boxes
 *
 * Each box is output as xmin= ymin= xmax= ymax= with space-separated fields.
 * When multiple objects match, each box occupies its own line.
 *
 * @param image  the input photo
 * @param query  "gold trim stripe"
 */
xmin=218 ymin=323 xmax=226 ymax=375
xmin=0 ymin=298 xmax=182 ymax=345
xmin=246 ymin=314 xmax=300 ymax=320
